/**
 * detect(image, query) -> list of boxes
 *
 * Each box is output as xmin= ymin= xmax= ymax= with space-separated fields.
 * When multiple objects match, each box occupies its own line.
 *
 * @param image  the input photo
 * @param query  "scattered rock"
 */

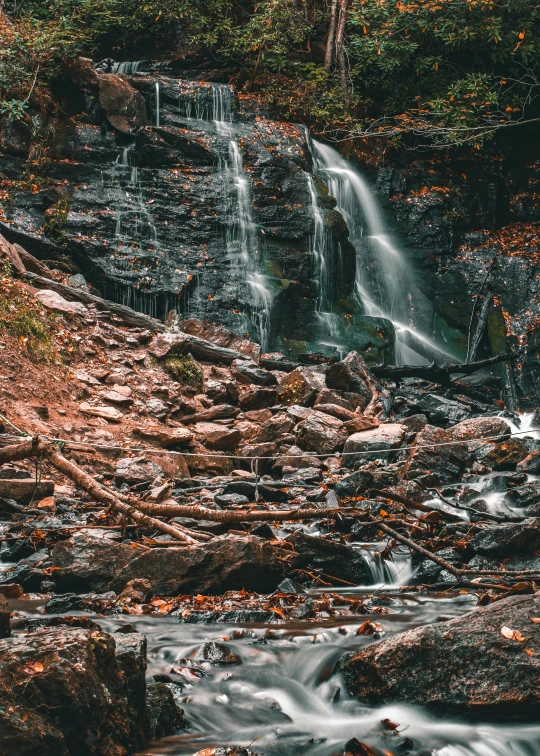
xmin=278 ymin=367 xmax=325 ymax=406
xmin=115 ymin=457 xmax=163 ymax=486
xmin=200 ymin=642 xmax=242 ymax=665
xmin=231 ymin=359 xmax=277 ymax=386
xmin=79 ymin=402 xmax=124 ymax=422
xmin=325 ymin=351 xmax=372 ymax=407
xmin=472 ymin=517 xmax=540 ymax=556
xmin=135 ymin=425 xmax=193 ymax=447
xmin=0 ymin=479 xmax=54 ymax=504
xmin=343 ymin=424 xmax=406 ymax=468
xmin=35 ymin=290 xmax=87 ymax=315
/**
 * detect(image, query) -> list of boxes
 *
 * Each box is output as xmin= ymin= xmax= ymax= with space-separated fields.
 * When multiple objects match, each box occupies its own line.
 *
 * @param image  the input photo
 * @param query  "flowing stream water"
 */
xmin=308 ymin=139 xmax=455 ymax=365
xmin=13 ymin=588 xmax=540 ymax=756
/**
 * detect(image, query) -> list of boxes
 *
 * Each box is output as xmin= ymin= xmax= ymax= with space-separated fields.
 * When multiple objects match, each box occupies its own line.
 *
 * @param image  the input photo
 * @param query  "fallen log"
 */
xmin=134 ymin=501 xmax=362 ymax=523
xmin=0 ymin=436 xmax=41 ymax=465
xmin=24 ymin=272 xmax=165 ymax=331
xmin=371 ymin=353 xmax=519 ymax=382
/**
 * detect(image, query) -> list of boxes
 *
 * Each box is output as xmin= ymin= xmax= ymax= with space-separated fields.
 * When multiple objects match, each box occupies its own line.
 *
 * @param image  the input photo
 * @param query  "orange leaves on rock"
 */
xmin=501 ymin=625 xmax=526 ymax=641
xmin=23 ymin=661 xmax=44 ymax=674
xmin=356 ymin=620 xmax=383 ymax=635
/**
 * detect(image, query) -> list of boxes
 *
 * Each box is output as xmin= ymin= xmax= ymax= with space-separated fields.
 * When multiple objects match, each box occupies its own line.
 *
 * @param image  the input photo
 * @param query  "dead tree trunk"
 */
xmin=335 ymin=0 xmax=350 ymax=112
xmin=324 ymin=0 xmax=339 ymax=71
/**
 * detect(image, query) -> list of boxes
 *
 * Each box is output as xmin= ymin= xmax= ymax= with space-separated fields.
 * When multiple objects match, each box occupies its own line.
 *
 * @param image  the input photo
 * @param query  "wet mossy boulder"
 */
xmin=164 ymin=353 xmax=203 ymax=391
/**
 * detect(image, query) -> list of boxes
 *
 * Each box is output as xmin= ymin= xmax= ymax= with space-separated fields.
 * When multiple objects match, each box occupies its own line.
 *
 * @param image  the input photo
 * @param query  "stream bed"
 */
xmin=13 ymin=589 xmax=540 ymax=756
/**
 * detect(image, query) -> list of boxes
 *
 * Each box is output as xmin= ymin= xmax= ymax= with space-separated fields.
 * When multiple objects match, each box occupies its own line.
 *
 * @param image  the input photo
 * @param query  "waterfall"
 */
xmin=154 ymin=82 xmax=160 ymax=127
xmin=306 ymin=173 xmax=344 ymax=350
xmin=176 ymin=81 xmax=272 ymax=349
xmin=310 ymin=139 xmax=454 ymax=364
xmin=111 ymin=61 xmax=141 ymax=74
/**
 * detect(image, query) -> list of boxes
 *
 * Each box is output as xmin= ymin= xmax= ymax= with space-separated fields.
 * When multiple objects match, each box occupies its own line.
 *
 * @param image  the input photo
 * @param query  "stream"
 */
xmin=11 ymin=586 xmax=540 ymax=756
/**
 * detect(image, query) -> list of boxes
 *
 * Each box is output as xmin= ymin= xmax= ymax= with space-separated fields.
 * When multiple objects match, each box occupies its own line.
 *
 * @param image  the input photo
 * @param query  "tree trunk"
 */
xmin=335 ymin=0 xmax=350 ymax=111
xmin=324 ymin=0 xmax=339 ymax=72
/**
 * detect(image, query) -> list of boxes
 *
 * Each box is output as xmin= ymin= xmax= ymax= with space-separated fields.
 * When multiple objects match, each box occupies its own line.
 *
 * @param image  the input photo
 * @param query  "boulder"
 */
xmin=238 ymin=387 xmax=278 ymax=410
xmin=277 ymin=367 xmax=325 ymax=406
xmin=325 ymin=352 xmax=373 ymax=407
xmin=296 ymin=411 xmax=348 ymax=454
xmin=343 ymin=424 xmax=406 ymax=468
xmin=183 ymin=319 xmax=260 ymax=360
xmin=314 ymin=388 xmax=359 ymax=412
xmin=203 ymin=428 xmax=242 ymax=452
xmin=448 ymin=416 xmax=510 ymax=441
xmin=414 ymin=394 xmax=471 ymax=427
xmin=287 ymin=532 xmax=372 ymax=586
xmin=146 ymin=682 xmax=185 ymax=740
xmin=0 ymin=479 xmax=54 ymax=504
xmin=79 ymin=403 xmax=123 ymax=422
xmin=402 ymin=424 xmax=468 ymax=486
xmin=35 ymin=290 xmax=87 ymax=315
xmin=115 ymin=457 xmax=163 ymax=485
xmin=335 ymin=470 xmax=375 ymax=498
xmin=273 ymin=445 xmax=322 ymax=471
xmin=98 ymin=73 xmax=147 ymax=133
xmin=341 ymin=594 xmax=540 ymax=720
xmin=51 ymin=533 xmax=136 ymax=592
xmin=0 ymin=627 xmax=147 ymax=754
xmin=518 ymin=449 xmax=540 ymax=475
xmin=250 ymin=413 xmax=296 ymax=444
xmin=231 ymin=359 xmax=277 ymax=387
xmin=472 ymin=518 xmax=540 ymax=556
xmin=199 ymin=642 xmax=242 ymax=665
xmin=482 ymin=439 xmax=529 ymax=470
xmin=109 ymin=535 xmax=285 ymax=595
xmin=135 ymin=425 xmax=193 ymax=447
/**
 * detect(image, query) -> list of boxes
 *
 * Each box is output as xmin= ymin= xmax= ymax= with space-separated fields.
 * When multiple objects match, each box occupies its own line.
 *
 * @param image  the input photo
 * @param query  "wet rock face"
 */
xmin=341 ymin=594 xmax=540 ymax=720
xmin=0 ymin=627 xmax=147 ymax=754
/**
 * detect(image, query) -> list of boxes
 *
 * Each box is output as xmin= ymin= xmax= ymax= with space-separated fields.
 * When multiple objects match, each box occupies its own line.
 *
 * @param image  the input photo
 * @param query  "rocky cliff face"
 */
xmin=1 ymin=57 xmax=539 ymax=399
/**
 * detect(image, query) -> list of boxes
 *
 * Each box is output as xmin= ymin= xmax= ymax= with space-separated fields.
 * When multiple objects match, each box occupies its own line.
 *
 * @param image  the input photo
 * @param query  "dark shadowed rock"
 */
xmin=287 ymin=532 xmax=372 ymax=585
xmin=0 ymin=627 xmax=147 ymax=754
xmin=0 ymin=595 xmax=10 ymax=638
xmin=146 ymin=682 xmax=185 ymax=740
xmin=402 ymin=424 xmax=468 ymax=486
xmin=179 ymin=610 xmax=278 ymax=624
xmin=200 ymin=642 xmax=242 ymax=665
xmin=231 ymin=359 xmax=278 ymax=386
xmin=518 ymin=449 xmax=540 ymax=475
xmin=238 ymin=387 xmax=278 ymax=410
xmin=414 ymin=394 xmax=471 ymax=427
xmin=109 ymin=535 xmax=285 ymax=595
xmin=341 ymin=594 xmax=540 ymax=720
xmin=335 ymin=470 xmax=375 ymax=498
xmin=472 ymin=518 xmax=540 ymax=556
xmin=51 ymin=533 xmax=136 ymax=592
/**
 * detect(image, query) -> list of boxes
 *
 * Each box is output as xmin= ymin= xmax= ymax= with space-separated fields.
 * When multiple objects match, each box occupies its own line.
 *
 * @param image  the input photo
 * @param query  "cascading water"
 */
xmin=111 ymin=61 xmax=141 ymax=74
xmin=309 ymin=139 xmax=455 ymax=364
xmin=154 ymin=82 xmax=160 ymax=127
xmin=177 ymin=81 xmax=272 ymax=349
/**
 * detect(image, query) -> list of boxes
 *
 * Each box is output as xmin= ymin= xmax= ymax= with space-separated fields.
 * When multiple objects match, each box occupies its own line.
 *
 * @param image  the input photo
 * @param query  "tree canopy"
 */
xmin=1 ymin=0 xmax=540 ymax=150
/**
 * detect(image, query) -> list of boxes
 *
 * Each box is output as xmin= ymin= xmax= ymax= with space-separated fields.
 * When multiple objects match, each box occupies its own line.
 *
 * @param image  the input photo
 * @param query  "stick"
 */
xmin=370 ymin=352 xmax=518 ymax=382
xmin=42 ymin=444 xmax=198 ymax=543
xmin=133 ymin=501 xmax=361 ymax=523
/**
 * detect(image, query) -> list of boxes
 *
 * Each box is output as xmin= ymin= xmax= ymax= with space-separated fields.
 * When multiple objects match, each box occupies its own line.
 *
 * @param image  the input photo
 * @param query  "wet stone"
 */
xmin=200 ymin=641 xmax=242 ymax=665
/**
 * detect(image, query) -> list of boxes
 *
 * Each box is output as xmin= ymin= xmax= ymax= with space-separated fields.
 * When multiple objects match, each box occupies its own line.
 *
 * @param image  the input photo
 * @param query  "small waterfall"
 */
xmin=358 ymin=545 xmax=415 ymax=587
xmin=111 ymin=61 xmax=141 ymax=74
xmin=306 ymin=173 xmax=344 ymax=351
xmin=154 ymin=82 xmax=160 ymax=127
xmin=310 ymin=139 xmax=453 ymax=364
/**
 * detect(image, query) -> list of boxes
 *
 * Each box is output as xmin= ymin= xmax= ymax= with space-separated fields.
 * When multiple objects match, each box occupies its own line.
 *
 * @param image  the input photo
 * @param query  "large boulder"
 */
xmin=341 ymin=594 xmax=540 ymax=720
xmin=296 ymin=410 xmax=348 ymax=454
xmin=0 ymin=627 xmax=147 ymax=754
xmin=278 ymin=367 xmax=325 ymax=406
xmin=109 ymin=535 xmax=284 ymax=595
xmin=325 ymin=352 xmax=373 ymax=407
xmin=98 ymin=73 xmax=147 ymax=133
xmin=414 ymin=394 xmax=471 ymax=427
xmin=343 ymin=424 xmax=406 ymax=468
xmin=51 ymin=533 xmax=136 ymax=592
xmin=448 ymin=416 xmax=510 ymax=441
xmin=401 ymin=424 xmax=468 ymax=486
